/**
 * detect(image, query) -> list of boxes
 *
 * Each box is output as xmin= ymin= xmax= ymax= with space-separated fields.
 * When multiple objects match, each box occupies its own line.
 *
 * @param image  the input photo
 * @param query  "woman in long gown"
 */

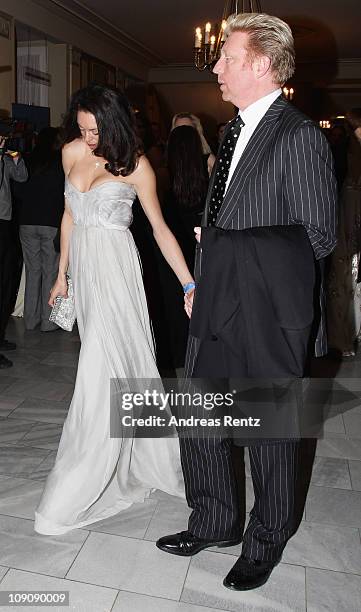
xmin=34 ymin=84 xmax=195 ymax=535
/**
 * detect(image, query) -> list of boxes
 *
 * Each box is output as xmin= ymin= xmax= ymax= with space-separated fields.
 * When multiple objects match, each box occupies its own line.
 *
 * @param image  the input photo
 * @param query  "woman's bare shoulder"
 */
xmin=62 ymin=138 xmax=87 ymax=159
xmin=62 ymin=139 xmax=87 ymax=173
xmin=127 ymin=155 xmax=156 ymax=190
xmin=131 ymin=154 xmax=153 ymax=178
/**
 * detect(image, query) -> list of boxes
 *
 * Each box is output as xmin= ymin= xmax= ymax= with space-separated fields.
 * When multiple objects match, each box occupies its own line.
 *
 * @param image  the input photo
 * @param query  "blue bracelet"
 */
xmin=183 ymin=282 xmax=195 ymax=294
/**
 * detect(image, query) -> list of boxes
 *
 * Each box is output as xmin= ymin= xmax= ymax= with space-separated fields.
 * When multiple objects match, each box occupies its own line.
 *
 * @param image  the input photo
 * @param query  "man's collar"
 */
xmin=238 ymin=88 xmax=282 ymax=125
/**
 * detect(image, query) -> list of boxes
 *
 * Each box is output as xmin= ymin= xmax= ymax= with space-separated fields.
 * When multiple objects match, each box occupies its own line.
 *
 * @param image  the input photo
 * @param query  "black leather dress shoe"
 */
xmin=156 ymin=530 xmax=242 ymax=557
xmin=223 ymin=555 xmax=281 ymax=591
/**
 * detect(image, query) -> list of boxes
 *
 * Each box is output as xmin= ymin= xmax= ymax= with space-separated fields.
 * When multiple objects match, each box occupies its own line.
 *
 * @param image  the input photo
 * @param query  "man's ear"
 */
xmin=253 ymin=55 xmax=272 ymax=79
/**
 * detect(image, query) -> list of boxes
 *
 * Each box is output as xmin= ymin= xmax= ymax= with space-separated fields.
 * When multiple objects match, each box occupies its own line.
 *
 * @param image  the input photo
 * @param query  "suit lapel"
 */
xmin=215 ymin=95 xmax=287 ymax=228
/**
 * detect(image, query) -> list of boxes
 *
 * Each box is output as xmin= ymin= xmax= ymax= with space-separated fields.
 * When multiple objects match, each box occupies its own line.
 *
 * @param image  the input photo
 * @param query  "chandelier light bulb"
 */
xmin=195 ymin=27 xmax=202 ymax=48
xmin=205 ymin=22 xmax=211 ymax=43
xmin=221 ymin=20 xmax=227 ymax=41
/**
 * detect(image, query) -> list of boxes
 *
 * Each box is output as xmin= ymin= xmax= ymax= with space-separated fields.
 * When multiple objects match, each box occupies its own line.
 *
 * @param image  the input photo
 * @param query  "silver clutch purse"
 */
xmin=49 ymin=274 xmax=76 ymax=332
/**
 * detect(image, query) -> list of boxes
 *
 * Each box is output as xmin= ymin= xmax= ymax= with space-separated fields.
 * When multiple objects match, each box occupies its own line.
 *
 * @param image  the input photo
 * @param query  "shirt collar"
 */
xmin=238 ymin=88 xmax=282 ymax=126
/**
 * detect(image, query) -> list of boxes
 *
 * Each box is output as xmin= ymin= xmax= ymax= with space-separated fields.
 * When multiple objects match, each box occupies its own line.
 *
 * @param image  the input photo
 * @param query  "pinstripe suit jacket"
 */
xmin=185 ymin=95 xmax=337 ymax=376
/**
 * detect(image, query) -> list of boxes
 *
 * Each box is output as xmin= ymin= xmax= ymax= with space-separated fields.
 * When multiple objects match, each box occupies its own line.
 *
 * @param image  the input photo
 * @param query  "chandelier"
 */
xmin=194 ymin=0 xmax=262 ymax=71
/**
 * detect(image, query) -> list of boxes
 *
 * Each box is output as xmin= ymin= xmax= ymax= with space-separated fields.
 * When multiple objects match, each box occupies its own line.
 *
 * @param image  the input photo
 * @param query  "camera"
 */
xmin=0 ymin=136 xmax=20 ymax=156
xmin=0 ymin=120 xmax=23 ymax=156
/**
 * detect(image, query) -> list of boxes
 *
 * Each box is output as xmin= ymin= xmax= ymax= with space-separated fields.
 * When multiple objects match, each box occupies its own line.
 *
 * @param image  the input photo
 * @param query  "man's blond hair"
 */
xmin=225 ymin=13 xmax=295 ymax=85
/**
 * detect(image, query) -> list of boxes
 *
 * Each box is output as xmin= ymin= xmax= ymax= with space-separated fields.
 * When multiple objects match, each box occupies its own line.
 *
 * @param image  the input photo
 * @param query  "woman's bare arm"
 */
xmin=132 ymin=155 xmax=194 ymax=288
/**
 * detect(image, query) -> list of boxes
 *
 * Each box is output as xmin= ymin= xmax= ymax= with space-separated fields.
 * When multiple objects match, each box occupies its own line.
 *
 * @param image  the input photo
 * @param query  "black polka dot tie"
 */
xmin=207 ymin=115 xmax=244 ymax=226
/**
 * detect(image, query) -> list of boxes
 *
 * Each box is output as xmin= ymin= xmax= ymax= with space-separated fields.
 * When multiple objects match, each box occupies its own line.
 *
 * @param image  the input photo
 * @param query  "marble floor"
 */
xmin=0 ymin=317 xmax=360 ymax=612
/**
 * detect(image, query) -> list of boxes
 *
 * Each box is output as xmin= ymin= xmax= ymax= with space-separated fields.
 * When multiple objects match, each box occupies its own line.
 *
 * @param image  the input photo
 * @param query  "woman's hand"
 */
xmin=49 ymin=275 xmax=68 ymax=307
xmin=184 ymin=288 xmax=195 ymax=318
xmin=133 ymin=156 xmax=195 ymax=290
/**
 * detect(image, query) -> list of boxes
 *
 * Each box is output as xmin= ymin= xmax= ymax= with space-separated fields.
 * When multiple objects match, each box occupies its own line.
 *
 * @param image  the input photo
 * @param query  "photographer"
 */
xmin=17 ymin=128 xmax=64 ymax=332
xmin=0 ymin=136 xmax=28 ymax=368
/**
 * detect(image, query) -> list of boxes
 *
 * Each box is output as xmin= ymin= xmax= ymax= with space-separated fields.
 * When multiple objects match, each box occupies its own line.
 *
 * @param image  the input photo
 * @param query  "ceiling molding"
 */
xmin=31 ymin=0 xmax=164 ymax=67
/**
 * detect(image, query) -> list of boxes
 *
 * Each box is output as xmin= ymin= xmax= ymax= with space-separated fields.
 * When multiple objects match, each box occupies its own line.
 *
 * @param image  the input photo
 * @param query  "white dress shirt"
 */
xmin=224 ymin=88 xmax=282 ymax=193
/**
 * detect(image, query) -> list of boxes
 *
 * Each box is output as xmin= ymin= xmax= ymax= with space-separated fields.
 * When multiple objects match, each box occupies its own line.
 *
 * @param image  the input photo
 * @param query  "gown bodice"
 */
xmin=65 ymin=177 xmax=136 ymax=230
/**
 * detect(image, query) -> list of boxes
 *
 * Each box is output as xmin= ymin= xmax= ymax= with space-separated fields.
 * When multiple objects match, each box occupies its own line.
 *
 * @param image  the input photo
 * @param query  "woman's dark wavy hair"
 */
xmin=167 ymin=125 xmax=208 ymax=210
xmin=61 ymin=83 xmax=140 ymax=176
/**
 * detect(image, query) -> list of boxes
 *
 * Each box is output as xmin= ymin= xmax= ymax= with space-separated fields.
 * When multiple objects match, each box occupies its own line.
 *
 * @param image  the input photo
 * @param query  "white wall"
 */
xmin=48 ymin=42 xmax=68 ymax=126
xmin=17 ymin=42 xmax=49 ymax=107
xmin=17 ymin=40 xmax=68 ymax=126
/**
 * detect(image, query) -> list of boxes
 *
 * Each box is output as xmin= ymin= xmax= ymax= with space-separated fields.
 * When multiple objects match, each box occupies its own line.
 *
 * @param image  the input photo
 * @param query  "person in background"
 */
xmin=131 ymin=110 xmax=171 ymax=368
xmin=166 ymin=125 xmax=211 ymax=269
xmin=12 ymin=264 xmax=25 ymax=317
xmin=0 ymin=136 xmax=28 ymax=368
xmin=155 ymin=125 xmax=210 ymax=368
xmin=171 ymin=112 xmax=215 ymax=175
xmin=327 ymin=123 xmax=348 ymax=190
xmin=327 ymin=108 xmax=361 ymax=356
xmin=148 ymin=120 xmax=166 ymax=171
xmin=16 ymin=128 xmax=64 ymax=332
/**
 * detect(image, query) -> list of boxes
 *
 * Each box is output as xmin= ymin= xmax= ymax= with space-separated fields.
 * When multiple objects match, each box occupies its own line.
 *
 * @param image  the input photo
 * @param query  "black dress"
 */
xmin=154 ymin=156 xmax=209 ymax=368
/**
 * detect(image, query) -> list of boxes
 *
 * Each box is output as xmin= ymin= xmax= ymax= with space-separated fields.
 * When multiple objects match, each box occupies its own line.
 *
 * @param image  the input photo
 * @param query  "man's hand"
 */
xmin=194 ymin=227 xmax=201 ymax=243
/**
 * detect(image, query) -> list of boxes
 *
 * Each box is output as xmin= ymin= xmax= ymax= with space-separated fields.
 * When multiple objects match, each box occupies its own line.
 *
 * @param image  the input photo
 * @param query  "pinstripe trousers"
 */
xmin=180 ymin=436 xmax=299 ymax=562
xmin=180 ymin=338 xmax=300 ymax=562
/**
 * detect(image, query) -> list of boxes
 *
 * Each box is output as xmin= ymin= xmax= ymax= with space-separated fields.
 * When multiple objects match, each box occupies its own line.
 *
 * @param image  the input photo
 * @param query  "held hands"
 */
xmin=184 ymin=287 xmax=195 ymax=319
xmin=183 ymin=227 xmax=201 ymax=318
xmin=49 ymin=275 xmax=68 ymax=307
xmin=183 ymin=225 xmax=202 ymax=319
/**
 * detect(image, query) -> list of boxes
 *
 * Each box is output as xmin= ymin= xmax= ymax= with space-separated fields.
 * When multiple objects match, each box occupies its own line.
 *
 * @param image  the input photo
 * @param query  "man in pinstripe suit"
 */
xmin=157 ymin=13 xmax=337 ymax=591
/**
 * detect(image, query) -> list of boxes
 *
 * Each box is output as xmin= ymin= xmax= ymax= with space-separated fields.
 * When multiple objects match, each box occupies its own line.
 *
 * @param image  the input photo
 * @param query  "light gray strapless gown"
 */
xmin=34 ymin=179 xmax=184 ymax=535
